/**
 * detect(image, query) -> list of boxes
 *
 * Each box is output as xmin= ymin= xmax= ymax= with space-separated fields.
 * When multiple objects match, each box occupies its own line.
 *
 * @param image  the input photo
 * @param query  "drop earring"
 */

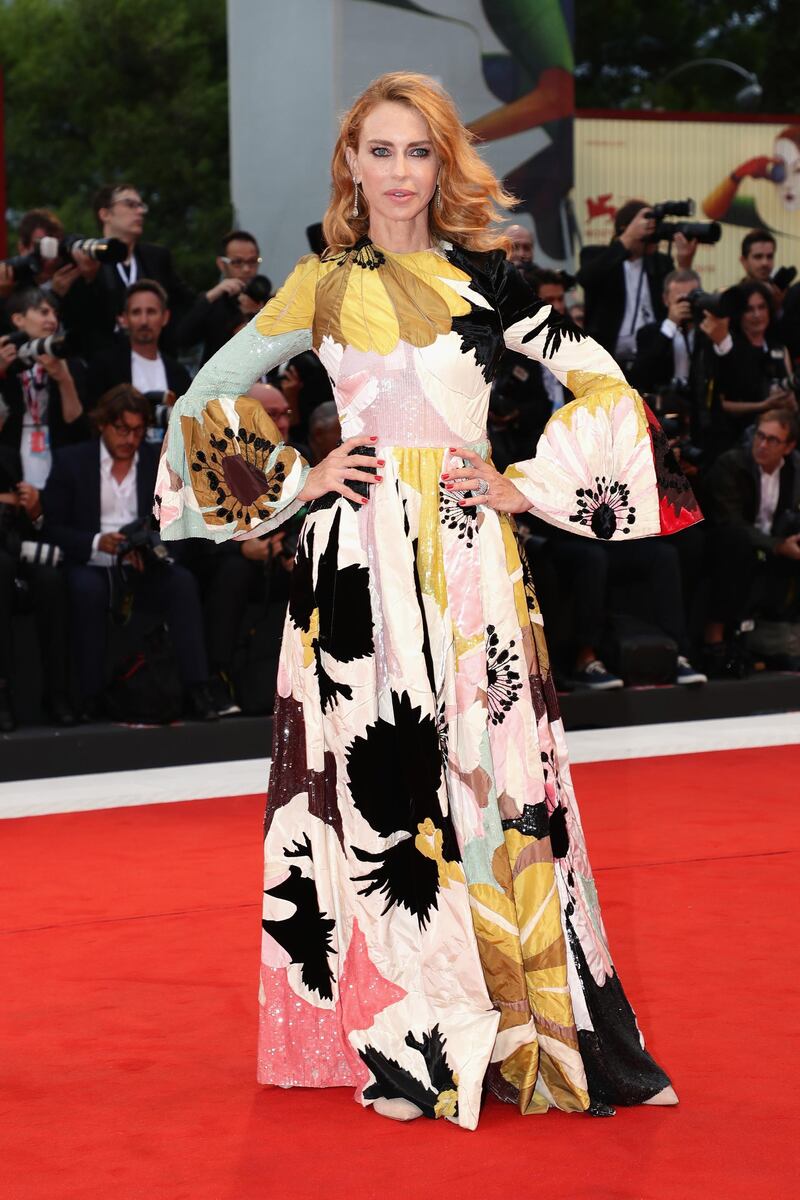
xmin=352 ymin=181 xmax=359 ymax=218
xmin=435 ymin=180 xmax=442 ymax=210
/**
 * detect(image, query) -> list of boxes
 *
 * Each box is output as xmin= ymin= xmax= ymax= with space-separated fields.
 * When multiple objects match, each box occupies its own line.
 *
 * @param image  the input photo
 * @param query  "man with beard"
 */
xmin=86 ymin=281 xmax=190 ymax=411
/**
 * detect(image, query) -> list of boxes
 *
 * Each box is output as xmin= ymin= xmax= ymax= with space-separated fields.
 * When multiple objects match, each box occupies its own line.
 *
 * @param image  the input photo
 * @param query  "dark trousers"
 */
xmin=174 ymin=540 xmax=254 ymax=675
xmin=549 ymin=534 xmax=690 ymax=655
xmin=707 ymin=525 xmax=799 ymax=626
xmin=67 ymin=562 xmax=209 ymax=702
xmin=0 ymin=549 xmax=70 ymax=694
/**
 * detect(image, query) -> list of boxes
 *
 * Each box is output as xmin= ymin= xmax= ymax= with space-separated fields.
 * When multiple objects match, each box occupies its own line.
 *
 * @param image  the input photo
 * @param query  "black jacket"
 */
xmin=174 ymin=292 xmax=242 ymax=364
xmin=42 ymin=439 xmax=160 ymax=565
xmin=705 ymin=445 xmax=800 ymax=554
xmin=60 ymin=241 xmax=195 ymax=357
xmin=86 ymin=338 xmax=191 ymax=409
xmin=577 ymin=242 xmax=674 ymax=356
xmin=0 ymin=359 xmax=90 ymax=455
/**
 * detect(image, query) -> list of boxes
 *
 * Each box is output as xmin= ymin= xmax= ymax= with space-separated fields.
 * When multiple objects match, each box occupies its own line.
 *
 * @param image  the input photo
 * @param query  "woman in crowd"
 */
xmin=714 ymin=280 xmax=797 ymax=452
xmin=155 ymin=72 xmax=698 ymax=1129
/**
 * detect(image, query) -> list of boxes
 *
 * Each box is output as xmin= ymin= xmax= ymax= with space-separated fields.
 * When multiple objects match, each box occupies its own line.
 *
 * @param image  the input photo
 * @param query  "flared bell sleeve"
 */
xmin=154 ymin=255 xmax=320 ymax=542
xmin=494 ymin=258 xmax=702 ymax=540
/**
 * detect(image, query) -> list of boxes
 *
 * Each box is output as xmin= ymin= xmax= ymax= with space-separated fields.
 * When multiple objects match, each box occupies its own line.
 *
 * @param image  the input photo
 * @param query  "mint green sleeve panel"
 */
xmin=154 ymin=320 xmax=313 ymax=543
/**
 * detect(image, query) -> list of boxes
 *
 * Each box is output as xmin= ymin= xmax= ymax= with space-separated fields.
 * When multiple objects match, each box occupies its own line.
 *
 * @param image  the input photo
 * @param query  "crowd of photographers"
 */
xmin=0 ymin=185 xmax=798 ymax=731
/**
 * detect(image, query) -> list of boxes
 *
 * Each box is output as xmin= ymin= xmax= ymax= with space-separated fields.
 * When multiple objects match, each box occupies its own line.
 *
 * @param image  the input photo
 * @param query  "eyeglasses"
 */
xmin=111 ymin=422 xmax=146 ymax=439
xmin=754 ymin=430 xmax=788 ymax=447
xmin=221 ymin=256 xmax=262 ymax=268
xmin=113 ymin=199 xmax=149 ymax=213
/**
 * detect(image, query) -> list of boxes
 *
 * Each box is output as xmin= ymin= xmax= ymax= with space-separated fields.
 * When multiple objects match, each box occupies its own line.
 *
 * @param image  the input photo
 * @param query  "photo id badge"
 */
xmin=29 ymin=427 xmax=50 ymax=456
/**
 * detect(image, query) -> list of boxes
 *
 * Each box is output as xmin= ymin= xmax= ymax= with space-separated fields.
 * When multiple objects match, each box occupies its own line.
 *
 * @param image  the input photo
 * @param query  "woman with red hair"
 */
xmin=156 ymin=73 xmax=695 ymax=1128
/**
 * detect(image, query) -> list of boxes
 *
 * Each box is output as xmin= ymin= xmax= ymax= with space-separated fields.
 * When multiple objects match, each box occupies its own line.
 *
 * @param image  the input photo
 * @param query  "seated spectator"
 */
xmin=0 ymin=288 xmax=88 ymax=488
xmin=505 ymin=223 xmax=535 ymax=268
xmin=713 ymin=281 xmax=797 ymax=453
xmin=0 ymin=398 xmax=75 ymax=730
xmin=630 ymin=269 xmax=732 ymax=455
xmin=60 ymin=182 xmax=195 ymax=356
xmin=41 ymin=384 xmax=218 ymax=720
xmin=87 ymin=280 xmax=191 ymax=411
xmin=578 ymin=199 xmax=696 ymax=367
xmin=545 ymin=531 xmax=707 ymax=689
xmin=703 ymin=407 xmax=800 ymax=672
xmin=175 ymin=230 xmax=267 ymax=364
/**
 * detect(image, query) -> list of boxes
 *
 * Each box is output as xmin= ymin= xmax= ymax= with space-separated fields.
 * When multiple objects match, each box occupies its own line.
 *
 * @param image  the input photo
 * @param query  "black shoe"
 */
xmin=572 ymin=659 xmax=624 ymax=690
xmin=45 ymin=693 xmax=79 ymax=727
xmin=208 ymin=671 xmax=241 ymax=718
xmin=0 ymin=681 xmax=16 ymax=733
xmin=186 ymin=682 xmax=220 ymax=721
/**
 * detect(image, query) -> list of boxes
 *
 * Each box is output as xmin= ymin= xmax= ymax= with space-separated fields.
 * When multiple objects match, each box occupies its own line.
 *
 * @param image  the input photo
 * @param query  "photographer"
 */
xmin=703 ymin=408 xmax=800 ymax=672
xmin=578 ymin=199 xmax=698 ymax=366
xmin=86 ymin=280 xmax=191 ymax=410
xmin=714 ymin=281 xmax=796 ymax=453
xmin=175 ymin=230 xmax=269 ymax=364
xmin=0 ymin=288 xmax=89 ymax=484
xmin=60 ymin=183 xmax=195 ymax=357
xmin=0 ymin=398 xmax=76 ymax=730
xmin=630 ymin=269 xmax=732 ymax=454
xmin=41 ymin=385 xmax=217 ymax=721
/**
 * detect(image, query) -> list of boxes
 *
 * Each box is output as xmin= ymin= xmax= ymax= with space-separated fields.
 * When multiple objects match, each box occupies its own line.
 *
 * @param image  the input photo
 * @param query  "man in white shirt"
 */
xmin=41 ymin=385 xmax=217 ymax=719
xmin=86 ymin=280 xmax=191 ymax=412
xmin=704 ymin=408 xmax=800 ymax=672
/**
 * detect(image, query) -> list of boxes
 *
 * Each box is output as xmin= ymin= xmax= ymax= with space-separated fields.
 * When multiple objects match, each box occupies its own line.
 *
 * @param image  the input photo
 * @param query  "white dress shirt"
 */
xmin=659 ymin=319 xmax=733 ymax=381
xmin=89 ymin=441 xmax=139 ymax=566
xmin=756 ymin=466 xmax=781 ymax=535
xmin=615 ymin=258 xmax=655 ymax=361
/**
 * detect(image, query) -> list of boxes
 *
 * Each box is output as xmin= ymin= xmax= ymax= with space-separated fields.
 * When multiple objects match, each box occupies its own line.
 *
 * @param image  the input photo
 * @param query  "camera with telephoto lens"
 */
xmin=0 ymin=234 xmax=128 ymax=285
xmin=242 ymin=274 xmax=273 ymax=304
xmin=6 ymin=329 xmax=70 ymax=366
xmin=763 ymin=348 xmax=800 ymax=399
xmin=643 ymin=200 xmax=722 ymax=247
xmin=681 ymin=288 xmax=737 ymax=322
xmin=116 ymin=517 xmax=173 ymax=569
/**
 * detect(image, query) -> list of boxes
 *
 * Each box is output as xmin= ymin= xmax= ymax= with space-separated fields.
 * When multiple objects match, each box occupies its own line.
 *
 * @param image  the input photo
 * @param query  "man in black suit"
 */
xmin=175 ymin=229 xmax=267 ymax=364
xmin=41 ymin=385 xmax=217 ymax=719
xmin=577 ymin=200 xmax=697 ymax=367
xmin=703 ymin=407 xmax=800 ymax=671
xmin=86 ymin=280 xmax=191 ymax=411
xmin=630 ymin=268 xmax=733 ymax=454
xmin=59 ymin=183 xmax=195 ymax=356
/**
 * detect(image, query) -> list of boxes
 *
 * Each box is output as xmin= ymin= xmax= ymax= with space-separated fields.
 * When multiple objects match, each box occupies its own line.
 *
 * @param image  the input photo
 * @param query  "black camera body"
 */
xmin=772 ymin=266 xmax=797 ymax=292
xmin=243 ymin=274 xmax=273 ymax=304
xmin=117 ymin=518 xmax=173 ymax=568
xmin=642 ymin=200 xmax=721 ymax=247
xmin=681 ymin=288 xmax=736 ymax=322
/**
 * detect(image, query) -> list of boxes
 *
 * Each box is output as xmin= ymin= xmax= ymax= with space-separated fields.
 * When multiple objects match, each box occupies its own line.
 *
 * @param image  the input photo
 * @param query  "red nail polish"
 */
xmin=377 ymin=459 xmax=385 ymax=466
xmin=375 ymin=475 xmax=383 ymax=482
xmin=369 ymin=436 xmax=378 ymax=442
xmin=361 ymin=497 xmax=368 ymax=504
xmin=441 ymin=473 xmax=450 ymax=479
xmin=445 ymin=482 xmax=453 ymax=489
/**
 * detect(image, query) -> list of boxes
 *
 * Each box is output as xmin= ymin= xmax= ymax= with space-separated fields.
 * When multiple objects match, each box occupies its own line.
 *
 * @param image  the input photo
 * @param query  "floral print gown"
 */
xmin=155 ymin=239 xmax=700 ymax=1130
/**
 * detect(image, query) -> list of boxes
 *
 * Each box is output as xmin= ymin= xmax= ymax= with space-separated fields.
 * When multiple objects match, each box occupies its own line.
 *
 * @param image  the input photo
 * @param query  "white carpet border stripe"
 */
xmin=1 ymin=712 xmax=798 ymax=820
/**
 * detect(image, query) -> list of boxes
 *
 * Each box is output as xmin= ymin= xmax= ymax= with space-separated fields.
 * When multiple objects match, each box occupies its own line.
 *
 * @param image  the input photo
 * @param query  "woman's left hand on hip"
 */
xmin=441 ymin=447 xmax=530 ymax=514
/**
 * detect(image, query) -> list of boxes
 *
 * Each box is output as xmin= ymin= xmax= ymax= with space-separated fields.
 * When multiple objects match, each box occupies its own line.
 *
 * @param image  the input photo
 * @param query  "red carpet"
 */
xmin=2 ymin=746 xmax=798 ymax=1200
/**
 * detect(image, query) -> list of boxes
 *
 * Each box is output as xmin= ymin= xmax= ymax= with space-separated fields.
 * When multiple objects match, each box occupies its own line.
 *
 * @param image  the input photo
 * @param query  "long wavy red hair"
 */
xmin=322 ymin=73 xmax=516 ymax=256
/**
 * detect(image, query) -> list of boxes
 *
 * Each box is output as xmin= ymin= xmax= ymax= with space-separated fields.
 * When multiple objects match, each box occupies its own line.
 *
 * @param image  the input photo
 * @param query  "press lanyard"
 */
xmin=116 ymin=256 xmax=138 ymax=288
